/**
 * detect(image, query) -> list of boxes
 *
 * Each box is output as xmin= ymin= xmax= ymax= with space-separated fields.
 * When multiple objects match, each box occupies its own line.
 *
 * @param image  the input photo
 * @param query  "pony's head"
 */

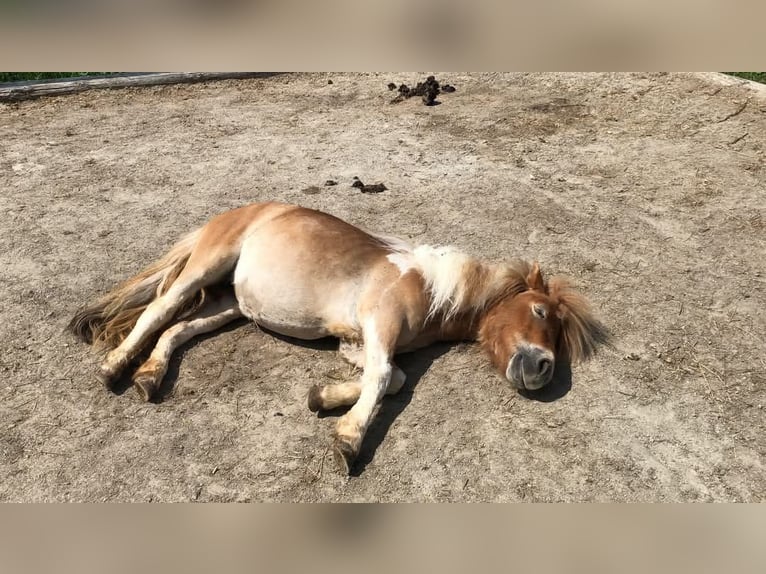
xmin=478 ymin=261 xmax=609 ymax=391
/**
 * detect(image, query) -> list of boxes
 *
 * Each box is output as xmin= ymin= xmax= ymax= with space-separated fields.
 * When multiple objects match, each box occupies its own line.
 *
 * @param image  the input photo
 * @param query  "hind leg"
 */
xmin=98 ymin=242 xmax=240 ymax=386
xmin=132 ymin=291 xmax=242 ymax=401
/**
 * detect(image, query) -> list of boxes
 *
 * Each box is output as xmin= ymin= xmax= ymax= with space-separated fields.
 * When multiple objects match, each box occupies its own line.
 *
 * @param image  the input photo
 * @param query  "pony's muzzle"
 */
xmin=506 ymin=346 xmax=555 ymax=390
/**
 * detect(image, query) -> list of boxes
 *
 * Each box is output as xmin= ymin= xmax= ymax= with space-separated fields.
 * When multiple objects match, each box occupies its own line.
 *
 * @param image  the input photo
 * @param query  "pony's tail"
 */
xmin=68 ymin=228 xmax=204 ymax=352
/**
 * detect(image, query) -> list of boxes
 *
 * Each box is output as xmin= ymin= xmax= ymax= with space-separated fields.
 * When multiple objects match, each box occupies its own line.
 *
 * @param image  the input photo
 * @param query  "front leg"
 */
xmin=307 ymin=367 xmax=406 ymax=412
xmin=307 ymin=338 xmax=404 ymax=412
xmin=332 ymin=315 xmax=399 ymax=474
xmin=338 ymin=340 xmax=365 ymax=369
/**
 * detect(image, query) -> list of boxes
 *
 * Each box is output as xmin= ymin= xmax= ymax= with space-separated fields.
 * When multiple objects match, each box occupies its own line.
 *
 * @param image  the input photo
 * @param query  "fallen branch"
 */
xmin=715 ymin=99 xmax=749 ymax=123
xmin=0 ymin=72 xmax=275 ymax=102
xmin=727 ymin=132 xmax=749 ymax=146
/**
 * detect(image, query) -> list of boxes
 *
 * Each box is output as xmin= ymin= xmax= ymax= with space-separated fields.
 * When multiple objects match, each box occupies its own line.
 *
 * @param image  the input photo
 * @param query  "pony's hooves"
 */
xmin=132 ymin=373 xmax=159 ymax=402
xmin=96 ymin=366 xmax=119 ymax=389
xmin=307 ymin=385 xmax=323 ymax=412
xmin=332 ymin=438 xmax=357 ymax=475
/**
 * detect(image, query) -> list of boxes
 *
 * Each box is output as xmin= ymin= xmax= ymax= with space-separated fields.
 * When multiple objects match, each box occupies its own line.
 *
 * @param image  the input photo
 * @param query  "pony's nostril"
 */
xmin=537 ymin=358 xmax=552 ymax=376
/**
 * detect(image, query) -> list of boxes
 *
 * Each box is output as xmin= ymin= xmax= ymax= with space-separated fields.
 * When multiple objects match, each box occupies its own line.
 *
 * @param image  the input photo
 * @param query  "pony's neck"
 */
xmin=423 ymin=272 xmax=523 ymax=344
xmin=432 ymin=312 xmax=483 ymax=342
xmin=413 ymin=244 xmax=528 ymax=324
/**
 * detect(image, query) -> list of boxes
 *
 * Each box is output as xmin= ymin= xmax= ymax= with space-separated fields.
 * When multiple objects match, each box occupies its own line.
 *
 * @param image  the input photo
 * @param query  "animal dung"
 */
xmin=389 ymin=75 xmax=456 ymax=106
xmin=351 ymin=177 xmax=387 ymax=194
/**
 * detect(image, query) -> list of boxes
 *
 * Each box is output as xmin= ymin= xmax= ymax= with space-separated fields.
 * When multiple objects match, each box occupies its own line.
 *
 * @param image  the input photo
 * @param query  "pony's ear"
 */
xmin=525 ymin=261 xmax=546 ymax=292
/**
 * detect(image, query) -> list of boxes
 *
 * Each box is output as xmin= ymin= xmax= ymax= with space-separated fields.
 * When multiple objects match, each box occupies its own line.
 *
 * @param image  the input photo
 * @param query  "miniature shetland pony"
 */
xmin=70 ymin=202 xmax=608 ymax=473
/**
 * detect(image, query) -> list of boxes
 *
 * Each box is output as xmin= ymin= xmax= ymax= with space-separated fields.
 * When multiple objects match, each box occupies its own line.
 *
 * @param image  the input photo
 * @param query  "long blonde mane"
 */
xmin=548 ymin=277 xmax=611 ymax=362
xmin=412 ymin=245 xmax=530 ymax=320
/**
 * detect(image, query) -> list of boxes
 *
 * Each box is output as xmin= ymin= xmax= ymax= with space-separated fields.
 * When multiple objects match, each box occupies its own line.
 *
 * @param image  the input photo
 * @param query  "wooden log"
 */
xmin=0 ymin=73 xmax=278 ymax=102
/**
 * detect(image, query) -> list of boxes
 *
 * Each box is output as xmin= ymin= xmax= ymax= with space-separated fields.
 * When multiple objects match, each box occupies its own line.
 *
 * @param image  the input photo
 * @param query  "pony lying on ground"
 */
xmin=69 ymin=202 xmax=609 ymax=473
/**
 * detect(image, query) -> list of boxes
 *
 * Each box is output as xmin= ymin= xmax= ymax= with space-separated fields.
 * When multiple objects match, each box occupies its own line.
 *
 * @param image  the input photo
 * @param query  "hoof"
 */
xmin=308 ymin=385 xmax=323 ymax=412
xmin=332 ymin=437 xmax=357 ymax=475
xmin=132 ymin=372 xmax=159 ymax=402
xmin=96 ymin=365 xmax=120 ymax=389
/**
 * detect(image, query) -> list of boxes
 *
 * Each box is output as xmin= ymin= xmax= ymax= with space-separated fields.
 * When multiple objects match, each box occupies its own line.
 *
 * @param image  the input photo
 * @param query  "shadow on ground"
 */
xmin=520 ymin=360 xmax=572 ymax=403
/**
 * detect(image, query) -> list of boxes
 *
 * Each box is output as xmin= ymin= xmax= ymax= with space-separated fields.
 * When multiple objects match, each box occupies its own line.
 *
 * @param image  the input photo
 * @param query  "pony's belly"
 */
xmin=252 ymin=316 xmax=329 ymax=340
xmin=234 ymin=287 xmax=330 ymax=340
xmin=232 ymin=222 xmax=365 ymax=342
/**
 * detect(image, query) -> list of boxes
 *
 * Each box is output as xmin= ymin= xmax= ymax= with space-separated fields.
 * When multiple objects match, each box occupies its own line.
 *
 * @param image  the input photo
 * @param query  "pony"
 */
xmin=69 ymin=202 xmax=609 ymax=473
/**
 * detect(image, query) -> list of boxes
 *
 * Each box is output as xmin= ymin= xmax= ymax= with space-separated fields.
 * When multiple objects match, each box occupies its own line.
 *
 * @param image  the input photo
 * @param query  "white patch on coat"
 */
xmin=412 ymin=244 xmax=525 ymax=322
xmin=367 ymin=230 xmax=413 ymax=254
xmin=413 ymin=244 xmax=475 ymax=319
xmin=387 ymin=252 xmax=415 ymax=276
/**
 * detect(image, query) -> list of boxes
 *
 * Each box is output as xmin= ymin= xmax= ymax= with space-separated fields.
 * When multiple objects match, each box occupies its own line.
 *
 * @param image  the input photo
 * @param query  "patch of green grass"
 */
xmin=726 ymin=72 xmax=766 ymax=84
xmin=0 ymin=72 xmax=116 ymax=83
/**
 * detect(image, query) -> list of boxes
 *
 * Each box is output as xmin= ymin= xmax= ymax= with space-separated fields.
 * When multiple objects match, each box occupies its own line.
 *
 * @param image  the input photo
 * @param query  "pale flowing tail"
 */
xmin=68 ymin=228 xmax=205 ymax=352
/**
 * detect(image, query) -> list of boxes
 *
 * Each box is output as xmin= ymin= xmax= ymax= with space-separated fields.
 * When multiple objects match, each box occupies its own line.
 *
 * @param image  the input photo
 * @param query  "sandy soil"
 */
xmin=1 ymin=72 xmax=764 ymax=501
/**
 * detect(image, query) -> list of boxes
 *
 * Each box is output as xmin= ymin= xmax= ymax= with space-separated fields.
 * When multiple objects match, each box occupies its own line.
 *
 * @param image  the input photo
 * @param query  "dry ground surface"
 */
xmin=1 ymin=73 xmax=764 ymax=502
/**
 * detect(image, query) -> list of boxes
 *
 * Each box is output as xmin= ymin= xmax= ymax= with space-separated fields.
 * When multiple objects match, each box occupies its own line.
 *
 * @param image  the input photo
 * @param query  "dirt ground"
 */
xmin=1 ymin=73 xmax=764 ymax=502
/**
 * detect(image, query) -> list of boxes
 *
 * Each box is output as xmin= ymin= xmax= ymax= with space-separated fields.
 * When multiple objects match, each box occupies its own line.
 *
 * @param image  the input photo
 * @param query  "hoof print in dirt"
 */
xmin=301 ymin=185 xmax=322 ymax=195
xmin=351 ymin=177 xmax=387 ymax=194
xmin=389 ymin=75 xmax=455 ymax=106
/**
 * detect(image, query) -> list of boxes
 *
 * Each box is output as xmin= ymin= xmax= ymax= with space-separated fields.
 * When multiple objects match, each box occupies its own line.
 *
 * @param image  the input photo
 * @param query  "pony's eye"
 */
xmin=533 ymin=304 xmax=547 ymax=319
